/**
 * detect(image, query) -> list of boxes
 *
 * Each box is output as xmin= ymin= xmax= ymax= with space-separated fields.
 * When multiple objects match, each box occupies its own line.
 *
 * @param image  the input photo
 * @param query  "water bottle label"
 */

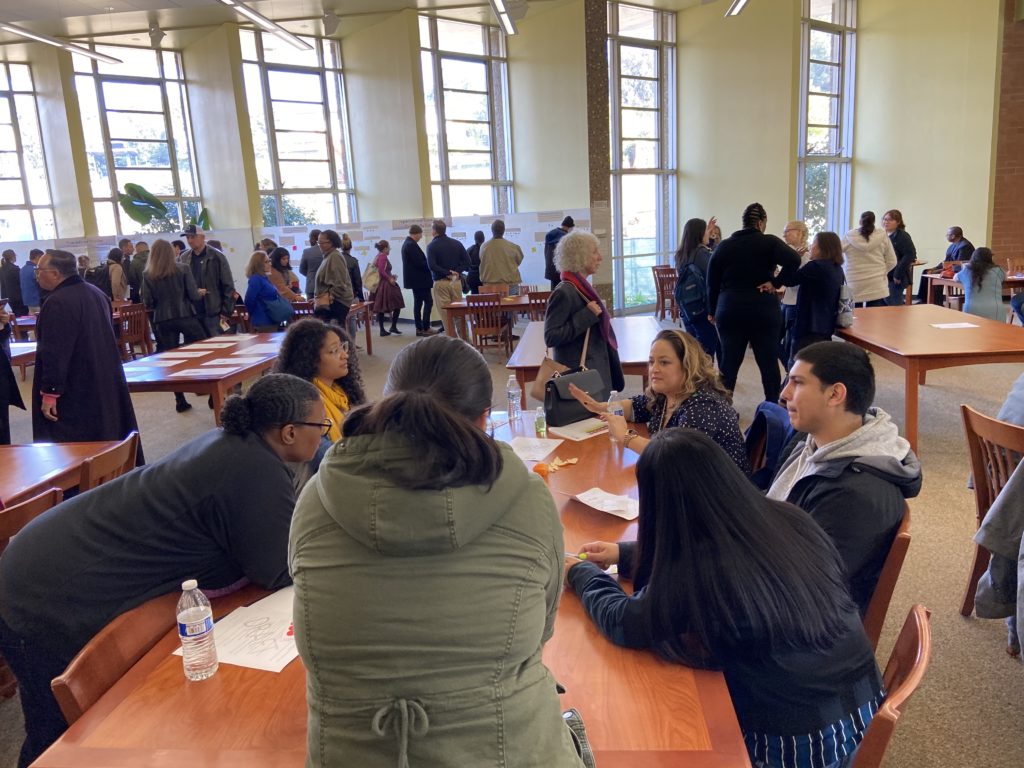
xmin=179 ymin=616 xmax=214 ymax=638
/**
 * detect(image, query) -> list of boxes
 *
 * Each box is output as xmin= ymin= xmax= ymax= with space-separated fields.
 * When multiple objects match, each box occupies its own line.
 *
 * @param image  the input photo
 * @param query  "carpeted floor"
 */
xmin=1 ymin=316 xmax=1021 ymax=768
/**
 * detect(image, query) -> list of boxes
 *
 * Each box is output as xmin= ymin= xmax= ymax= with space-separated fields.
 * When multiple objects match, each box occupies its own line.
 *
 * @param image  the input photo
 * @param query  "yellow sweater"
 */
xmin=314 ymin=378 xmax=349 ymax=442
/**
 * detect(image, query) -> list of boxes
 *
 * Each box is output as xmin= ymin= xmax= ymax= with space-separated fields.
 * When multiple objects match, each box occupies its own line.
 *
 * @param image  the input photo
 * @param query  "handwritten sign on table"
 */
xmin=154 ymin=351 xmax=211 ymax=359
xmin=202 ymin=357 xmax=264 ymax=366
xmin=170 ymin=367 xmax=241 ymax=377
xmin=509 ymin=437 xmax=564 ymax=462
xmin=233 ymin=344 xmax=281 ymax=354
xmin=930 ymin=322 xmax=980 ymax=329
xmin=125 ymin=360 xmax=180 ymax=368
xmin=574 ymin=488 xmax=639 ymax=520
xmin=188 ymin=341 xmax=237 ymax=349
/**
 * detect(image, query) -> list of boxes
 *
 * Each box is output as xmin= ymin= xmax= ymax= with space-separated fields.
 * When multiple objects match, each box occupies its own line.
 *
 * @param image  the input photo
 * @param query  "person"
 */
xmin=707 ymin=202 xmax=799 ymax=403
xmin=544 ymin=215 xmax=574 ymax=290
xmin=706 ymin=222 xmax=722 ymax=249
xmin=105 ymin=247 xmax=130 ymax=301
xmin=31 ymin=250 xmax=142 ymax=452
xmin=915 ymin=225 xmax=975 ymax=303
xmin=674 ymin=217 xmax=720 ymax=363
xmin=181 ymin=225 xmax=235 ymax=337
xmin=19 ymin=250 xmax=42 ymax=313
xmin=289 ymin=335 xmax=587 ymax=768
xmin=778 ymin=220 xmax=810 ymax=367
xmin=954 ymin=247 xmax=1006 ymax=321
xmin=299 ymin=229 xmax=324 ymax=299
xmin=171 ymin=239 xmax=186 ymax=261
xmin=244 ymin=250 xmax=286 ymax=333
xmin=479 ymin=219 xmax=524 ymax=287
xmin=1 ymin=250 xmax=25 ymax=316
xmin=76 ymin=255 xmax=90 ymax=279
xmin=127 ymin=240 xmax=148 ymax=303
xmin=341 ymin=234 xmax=363 ymax=302
xmin=767 ymin=341 xmax=922 ymax=614
xmin=568 ymin=329 xmax=750 ymax=472
xmin=142 ymin=239 xmax=207 ymax=413
xmin=566 ymin=428 xmax=883 ymax=768
xmin=268 ymin=247 xmax=302 ymax=302
xmin=0 ymin=374 xmax=325 ymax=768
xmin=466 ymin=229 xmax=484 ymax=294
xmin=118 ymin=237 xmax=134 ymax=262
xmin=882 ymin=209 xmax=917 ymax=306
xmin=401 ymin=224 xmax=436 ymax=337
xmin=275 ymin=318 xmax=365 ymax=447
xmin=544 ymin=230 xmax=624 ymax=396
xmin=775 ymin=231 xmax=845 ymax=364
xmin=841 ymin=211 xmax=896 ymax=308
xmin=426 ymin=218 xmax=470 ymax=337
xmin=0 ymin=306 xmax=25 ymax=444
xmin=369 ymin=239 xmax=405 ymax=336
xmin=260 ymin=237 xmax=278 ymax=253
xmin=313 ymin=229 xmax=355 ymax=326
xmin=1012 ymin=292 xmax=1024 ymax=326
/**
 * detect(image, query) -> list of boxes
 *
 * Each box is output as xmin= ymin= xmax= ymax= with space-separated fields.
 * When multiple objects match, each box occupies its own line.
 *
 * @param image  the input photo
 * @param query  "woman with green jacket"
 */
xmin=289 ymin=335 xmax=587 ymax=768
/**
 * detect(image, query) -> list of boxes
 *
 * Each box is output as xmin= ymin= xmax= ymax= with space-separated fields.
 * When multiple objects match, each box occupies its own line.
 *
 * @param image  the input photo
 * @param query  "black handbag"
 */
xmin=543 ymin=329 xmax=609 ymax=427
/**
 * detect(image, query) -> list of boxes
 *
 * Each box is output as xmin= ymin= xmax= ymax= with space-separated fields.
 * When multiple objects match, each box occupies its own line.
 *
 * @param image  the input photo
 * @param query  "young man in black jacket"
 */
xmin=767 ymin=341 xmax=922 ymax=614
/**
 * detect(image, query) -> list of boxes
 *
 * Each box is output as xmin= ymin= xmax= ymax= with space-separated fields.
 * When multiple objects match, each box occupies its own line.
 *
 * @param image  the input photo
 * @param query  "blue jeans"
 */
xmin=1011 ymin=293 xmax=1024 ymax=325
xmin=887 ymin=277 xmax=908 ymax=306
xmin=682 ymin=312 xmax=721 ymax=366
xmin=779 ymin=304 xmax=797 ymax=368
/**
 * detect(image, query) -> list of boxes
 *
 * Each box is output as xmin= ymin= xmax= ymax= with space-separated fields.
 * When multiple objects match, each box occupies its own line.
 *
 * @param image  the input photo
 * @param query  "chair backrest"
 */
xmin=527 ymin=290 xmax=552 ymax=322
xmin=862 ymin=506 xmax=911 ymax=651
xmin=79 ymin=431 xmax=140 ymax=493
xmin=51 ymin=591 xmax=179 ymax=724
xmin=1006 ymin=256 xmax=1024 ymax=275
xmin=480 ymin=282 xmax=510 ymax=297
xmin=851 ymin=605 xmax=932 ymax=768
xmin=518 ymin=284 xmax=538 ymax=296
xmin=652 ymin=264 xmax=676 ymax=280
xmin=289 ymin=300 xmax=315 ymax=322
xmin=0 ymin=487 xmax=63 ymax=554
xmin=118 ymin=304 xmax=149 ymax=358
xmin=960 ymin=404 xmax=1024 ymax=527
xmin=466 ymin=293 xmax=505 ymax=333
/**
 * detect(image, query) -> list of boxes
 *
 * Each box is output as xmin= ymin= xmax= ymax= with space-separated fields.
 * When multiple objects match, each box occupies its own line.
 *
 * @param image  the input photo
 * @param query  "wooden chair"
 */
xmin=229 ymin=307 xmax=253 ymax=334
xmin=51 ymin=591 xmax=179 ymax=724
xmin=466 ymin=293 xmax=512 ymax=357
xmin=79 ymin=431 xmax=140 ymax=493
xmin=117 ymin=303 xmax=153 ymax=360
xmin=480 ymin=282 xmax=511 ymax=297
xmin=959 ymin=405 xmax=1024 ymax=616
xmin=289 ymin=300 xmax=315 ymax=322
xmin=0 ymin=487 xmax=63 ymax=697
xmin=652 ymin=265 xmax=678 ymax=323
xmin=527 ymin=290 xmax=551 ymax=322
xmin=850 ymin=605 xmax=933 ymax=768
xmin=862 ymin=507 xmax=911 ymax=651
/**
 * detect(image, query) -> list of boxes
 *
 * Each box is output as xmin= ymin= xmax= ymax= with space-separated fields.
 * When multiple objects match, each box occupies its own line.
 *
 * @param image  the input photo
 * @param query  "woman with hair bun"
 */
xmin=290 ymin=335 xmax=589 ymax=768
xmin=841 ymin=211 xmax=896 ymax=308
xmin=955 ymin=246 xmax=1006 ymax=321
xmin=0 ymin=373 xmax=325 ymax=767
xmin=707 ymin=202 xmax=800 ymax=403
xmin=369 ymin=239 xmax=406 ymax=336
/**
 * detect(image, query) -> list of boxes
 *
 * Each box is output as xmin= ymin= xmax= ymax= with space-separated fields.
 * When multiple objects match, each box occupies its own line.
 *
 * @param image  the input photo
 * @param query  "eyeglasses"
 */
xmin=327 ymin=341 xmax=350 ymax=355
xmin=293 ymin=419 xmax=334 ymax=437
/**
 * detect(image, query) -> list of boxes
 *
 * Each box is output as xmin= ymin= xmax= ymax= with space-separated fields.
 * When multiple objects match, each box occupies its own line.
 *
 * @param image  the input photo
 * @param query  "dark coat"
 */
xmin=543 ymin=282 xmax=624 ymax=395
xmin=184 ymin=245 xmax=235 ymax=317
xmin=544 ymin=227 xmax=568 ymax=281
xmin=401 ymin=237 xmax=432 ymax=291
xmin=1 ymin=261 xmax=25 ymax=315
xmin=781 ymin=259 xmax=843 ymax=340
xmin=344 ymin=252 xmax=363 ymax=301
xmin=1 ymin=323 xmax=25 ymax=444
xmin=298 ymin=245 xmax=324 ymax=298
xmin=887 ymin=229 xmax=917 ymax=284
xmin=707 ymin=228 xmax=800 ymax=315
xmin=142 ymin=264 xmax=201 ymax=323
xmin=31 ymin=276 xmax=141 ymax=458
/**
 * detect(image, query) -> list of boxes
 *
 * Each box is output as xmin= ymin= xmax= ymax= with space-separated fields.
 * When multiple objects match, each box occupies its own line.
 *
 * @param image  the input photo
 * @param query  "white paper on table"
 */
xmin=189 ymin=341 xmax=236 ymax=348
xmin=546 ymin=418 xmax=609 ymax=442
xmin=930 ymin=322 xmax=980 ymax=329
xmin=230 ymin=334 xmax=259 ymax=340
xmin=202 ymin=357 xmax=264 ymax=366
xmin=154 ymin=350 xmax=210 ymax=359
xmin=170 ymin=367 xmax=240 ymax=377
xmin=126 ymin=359 xmax=180 ymax=368
xmin=574 ymin=487 xmax=639 ymax=520
xmin=509 ymin=436 xmax=564 ymax=462
xmin=235 ymin=343 xmax=281 ymax=354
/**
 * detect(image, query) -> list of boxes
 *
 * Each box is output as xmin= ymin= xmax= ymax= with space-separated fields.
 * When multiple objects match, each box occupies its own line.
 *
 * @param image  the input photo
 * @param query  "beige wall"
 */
xmin=676 ymin=0 xmax=801 ymax=236
xmin=853 ymin=0 xmax=1002 ymax=263
xmin=508 ymin=0 xmax=590 ymax=211
xmin=342 ymin=10 xmax=431 ymax=221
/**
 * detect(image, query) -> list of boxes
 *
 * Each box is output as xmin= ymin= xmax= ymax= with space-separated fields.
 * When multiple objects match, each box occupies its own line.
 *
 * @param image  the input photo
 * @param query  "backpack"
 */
xmin=674 ymin=262 xmax=707 ymax=320
xmin=85 ymin=264 xmax=113 ymax=298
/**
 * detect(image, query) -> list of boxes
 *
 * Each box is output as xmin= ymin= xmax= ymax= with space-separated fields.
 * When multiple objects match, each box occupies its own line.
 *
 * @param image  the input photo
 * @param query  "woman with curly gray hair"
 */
xmin=543 ymin=230 xmax=624 ymax=397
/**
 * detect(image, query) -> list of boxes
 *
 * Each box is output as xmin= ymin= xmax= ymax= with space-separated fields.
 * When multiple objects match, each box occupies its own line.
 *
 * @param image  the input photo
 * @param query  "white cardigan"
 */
xmin=841 ymin=229 xmax=897 ymax=303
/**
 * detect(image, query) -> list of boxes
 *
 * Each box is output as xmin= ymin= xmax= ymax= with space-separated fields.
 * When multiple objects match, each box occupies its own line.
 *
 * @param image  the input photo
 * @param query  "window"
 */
xmin=240 ymin=30 xmax=356 ymax=227
xmin=0 ymin=63 xmax=56 ymax=240
xmin=73 ymin=45 xmax=200 ymax=236
xmin=608 ymin=2 xmax=676 ymax=311
xmin=419 ymin=15 xmax=513 ymax=218
xmin=798 ymin=0 xmax=856 ymax=235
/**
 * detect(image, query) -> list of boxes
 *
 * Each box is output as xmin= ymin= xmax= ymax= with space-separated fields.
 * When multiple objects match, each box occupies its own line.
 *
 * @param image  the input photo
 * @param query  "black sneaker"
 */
xmin=389 ymin=327 xmax=403 ymax=335
xmin=176 ymin=400 xmax=192 ymax=413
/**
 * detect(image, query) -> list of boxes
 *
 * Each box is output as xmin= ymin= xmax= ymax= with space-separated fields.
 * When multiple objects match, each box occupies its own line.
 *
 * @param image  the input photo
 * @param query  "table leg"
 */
xmin=904 ymin=283 xmax=913 ymax=306
xmin=904 ymin=360 xmax=920 ymax=453
xmin=211 ymin=386 xmax=226 ymax=427
xmin=362 ymin=304 xmax=372 ymax=356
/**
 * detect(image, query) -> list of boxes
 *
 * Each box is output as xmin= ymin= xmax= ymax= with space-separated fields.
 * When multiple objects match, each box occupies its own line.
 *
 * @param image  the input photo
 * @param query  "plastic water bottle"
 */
xmin=534 ymin=407 xmax=547 ymax=438
xmin=607 ymin=392 xmax=624 ymax=442
xmin=506 ymin=375 xmax=522 ymax=422
xmin=176 ymin=579 xmax=218 ymax=681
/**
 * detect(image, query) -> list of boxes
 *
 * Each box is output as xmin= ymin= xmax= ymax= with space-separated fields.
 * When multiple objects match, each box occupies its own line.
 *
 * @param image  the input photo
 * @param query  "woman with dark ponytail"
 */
xmin=841 ymin=211 xmax=896 ymax=307
xmin=290 ymin=335 xmax=588 ymax=768
xmin=706 ymin=202 xmax=800 ymax=403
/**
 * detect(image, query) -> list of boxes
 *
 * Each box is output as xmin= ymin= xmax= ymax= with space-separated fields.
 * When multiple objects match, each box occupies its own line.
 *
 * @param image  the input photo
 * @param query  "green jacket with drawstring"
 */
xmin=289 ymin=433 xmax=584 ymax=768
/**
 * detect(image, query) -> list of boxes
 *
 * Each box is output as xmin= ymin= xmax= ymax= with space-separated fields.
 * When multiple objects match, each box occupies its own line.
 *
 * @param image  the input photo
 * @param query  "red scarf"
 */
xmin=559 ymin=271 xmax=618 ymax=351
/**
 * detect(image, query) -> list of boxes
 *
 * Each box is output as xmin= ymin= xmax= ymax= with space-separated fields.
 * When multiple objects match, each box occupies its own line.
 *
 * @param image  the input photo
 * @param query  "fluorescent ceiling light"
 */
xmin=725 ymin=0 xmax=751 ymax=16
xmin=488 ymin=0 xmax=517 ymax=34
xmin=0 ymin=22 xmax=123 ymax=64
xmin=213 ymin=0 xmax=313 ymax=51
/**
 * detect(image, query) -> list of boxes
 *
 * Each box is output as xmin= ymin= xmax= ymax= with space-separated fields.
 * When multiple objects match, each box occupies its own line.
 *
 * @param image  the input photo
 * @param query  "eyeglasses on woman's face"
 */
xmin=293 ymin=418 xmax=334 ymax=437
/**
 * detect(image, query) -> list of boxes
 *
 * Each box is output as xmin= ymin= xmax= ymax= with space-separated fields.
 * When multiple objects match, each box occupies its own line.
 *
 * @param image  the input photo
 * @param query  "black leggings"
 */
xmin=314 ymin=301 xmax=349 ymax=326
xmin=715 ymin=291 xmax=784 ymax=403
xmin=411 ymin=287 xmax=433 ymax=331
xmin=377 ymin=309 xmax=400 ymax=332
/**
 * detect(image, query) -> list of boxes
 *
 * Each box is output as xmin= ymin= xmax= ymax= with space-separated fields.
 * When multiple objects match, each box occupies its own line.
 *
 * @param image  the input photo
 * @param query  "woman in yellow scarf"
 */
xmin=275 ymin=319 xmax=366 ymax=445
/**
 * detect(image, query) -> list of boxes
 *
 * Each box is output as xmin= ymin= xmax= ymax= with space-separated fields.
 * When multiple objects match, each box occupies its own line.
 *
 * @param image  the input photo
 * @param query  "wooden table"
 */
xmin=442 ymin=294 xmax=530 ymax=338
xmin=11 ymin=314 xmax=35 ymax=341
xmin=507 ymin=316 xmax=662 ymax=408
xmin=10 ymin=341 xmax=35 ymax=380
xmin=0 ymin=441 xmax=120 ymax=507
xmin=923 ymin=272 xmax=1024 ymax=305
xmin=33 ymin=420 xmax=750 ymax=768
xmin=122 ymin=334 xmax=284 ymax=426
xmin=836 ymin=304 xmax=1024 ymax=452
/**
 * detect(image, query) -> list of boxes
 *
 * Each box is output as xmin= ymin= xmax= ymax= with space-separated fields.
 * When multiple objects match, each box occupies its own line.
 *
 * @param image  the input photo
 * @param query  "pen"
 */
xmin=585 ymin=424 xmax=608 ymax=434
xmin=564 ymin=552 xmax=588 ymax=560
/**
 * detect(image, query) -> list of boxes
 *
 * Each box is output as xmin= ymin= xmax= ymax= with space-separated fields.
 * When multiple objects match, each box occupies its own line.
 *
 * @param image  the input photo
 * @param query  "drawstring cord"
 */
xmin=371 ymin=698 xmax=430 ymax=768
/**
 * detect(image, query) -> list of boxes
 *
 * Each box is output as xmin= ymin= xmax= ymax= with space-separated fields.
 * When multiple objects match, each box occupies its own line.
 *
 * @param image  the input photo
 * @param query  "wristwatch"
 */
xmin=623 ymin=429 xmax=640 ymax=449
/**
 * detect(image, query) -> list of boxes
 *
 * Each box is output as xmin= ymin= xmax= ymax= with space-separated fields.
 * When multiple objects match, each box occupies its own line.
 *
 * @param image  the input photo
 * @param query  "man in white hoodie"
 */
xmin=768 ymin=341 xmax=922 ymax=614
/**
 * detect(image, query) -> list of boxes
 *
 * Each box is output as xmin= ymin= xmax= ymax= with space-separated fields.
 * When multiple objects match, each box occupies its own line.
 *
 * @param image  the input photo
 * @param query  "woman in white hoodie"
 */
xmin=841 ymin=211 xmax=896 ymax=306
